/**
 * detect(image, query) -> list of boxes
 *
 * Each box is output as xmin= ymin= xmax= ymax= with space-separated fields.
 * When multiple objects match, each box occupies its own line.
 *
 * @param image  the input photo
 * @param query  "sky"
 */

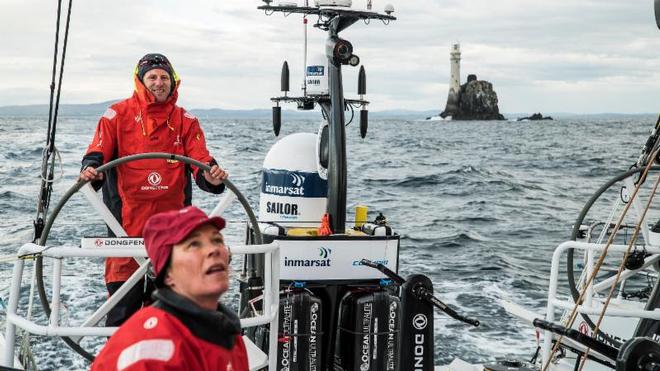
xmin=2 ymin=0 xmax=660 ymax=113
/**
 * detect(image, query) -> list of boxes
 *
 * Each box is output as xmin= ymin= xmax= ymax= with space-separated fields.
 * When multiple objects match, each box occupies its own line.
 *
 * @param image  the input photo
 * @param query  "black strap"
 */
xmin=50 ymin=0 xmax=73 ymax=153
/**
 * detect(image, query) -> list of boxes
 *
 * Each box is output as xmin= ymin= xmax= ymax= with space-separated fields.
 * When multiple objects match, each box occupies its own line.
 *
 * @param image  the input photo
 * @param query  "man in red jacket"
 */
xmin=91 ymin=206 xmax=248 ymax=371
xmin=79 ymin=53 xmax=228 ymax=326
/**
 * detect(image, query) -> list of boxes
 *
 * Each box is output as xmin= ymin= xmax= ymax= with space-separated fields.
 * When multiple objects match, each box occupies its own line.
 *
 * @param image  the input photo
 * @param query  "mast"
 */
xmin=321 ymin=17 xmax=355 ymax=233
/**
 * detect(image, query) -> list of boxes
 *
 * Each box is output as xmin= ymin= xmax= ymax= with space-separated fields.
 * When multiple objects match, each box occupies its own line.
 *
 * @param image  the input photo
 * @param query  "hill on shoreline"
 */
xmin=1 ymin=101 xmax=656 ymax=120
xmin=0 ymin=101 xmax=440 ymax=120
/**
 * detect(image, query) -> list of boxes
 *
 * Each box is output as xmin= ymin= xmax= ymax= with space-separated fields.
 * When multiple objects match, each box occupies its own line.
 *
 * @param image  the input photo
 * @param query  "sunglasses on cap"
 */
xmin=138 ymin=55 xmax=171 ymax=69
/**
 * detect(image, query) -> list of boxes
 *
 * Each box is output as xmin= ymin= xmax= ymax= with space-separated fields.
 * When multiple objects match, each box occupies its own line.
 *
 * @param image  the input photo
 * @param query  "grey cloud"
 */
xmin=2 ymin=0 xmax=660 ymax=112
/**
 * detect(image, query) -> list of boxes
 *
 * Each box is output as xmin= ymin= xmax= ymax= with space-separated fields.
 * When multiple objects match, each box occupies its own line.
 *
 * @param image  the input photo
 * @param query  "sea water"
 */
xmin=0 ymin=114 xmax=654 ymax=369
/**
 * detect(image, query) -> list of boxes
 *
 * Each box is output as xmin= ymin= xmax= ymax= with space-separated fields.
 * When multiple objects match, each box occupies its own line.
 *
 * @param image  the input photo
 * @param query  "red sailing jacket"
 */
xmin=83 ymin=75 xmax=224 ymax=283
xmin=91 ymin=289 xmax=249 ymax=371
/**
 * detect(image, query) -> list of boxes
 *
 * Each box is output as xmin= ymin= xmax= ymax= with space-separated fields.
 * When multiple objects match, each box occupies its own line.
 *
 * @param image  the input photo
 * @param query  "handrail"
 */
xmin=3 ymin=241 xmax=281 ymax=369
xmin=542 ymin=240 xmax=660 ymax=364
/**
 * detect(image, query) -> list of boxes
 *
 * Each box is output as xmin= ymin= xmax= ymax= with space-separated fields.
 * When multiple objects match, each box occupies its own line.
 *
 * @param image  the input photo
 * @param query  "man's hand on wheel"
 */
xmin=203 ymin=165 xmax=228 ymax=186
xmin=79 ymin=166 xmax=104 ymax=182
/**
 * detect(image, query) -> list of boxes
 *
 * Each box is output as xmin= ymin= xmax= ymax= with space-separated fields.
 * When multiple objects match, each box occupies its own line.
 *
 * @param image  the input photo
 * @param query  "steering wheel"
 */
xmin=34 ymin=153 xmax=262 ymax=361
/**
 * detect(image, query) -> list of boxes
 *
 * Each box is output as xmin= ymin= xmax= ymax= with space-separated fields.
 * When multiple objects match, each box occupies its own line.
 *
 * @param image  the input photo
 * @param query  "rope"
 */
xmin=39 ymin=146 xmax=64 ymax=184
xmin=542 ymin=147 xmax=660 ymax=371
xmin=576 ymin=169 xmax=660 ymax=371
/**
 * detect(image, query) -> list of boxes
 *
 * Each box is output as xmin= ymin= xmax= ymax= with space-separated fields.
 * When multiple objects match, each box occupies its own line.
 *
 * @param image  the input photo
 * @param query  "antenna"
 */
xmin=303 ymin=0 xmax=309 ymax=97
xmin=281 ymin=61 xmax=290 ymax=95
xmin=358 ymin=66 xmax=368 ymax=138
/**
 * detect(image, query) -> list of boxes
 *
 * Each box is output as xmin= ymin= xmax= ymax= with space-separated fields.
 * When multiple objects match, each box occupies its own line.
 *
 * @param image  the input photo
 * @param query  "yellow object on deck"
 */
xmin=286 ymin=227 xmax=368 ymax=237
xmin=347 ymin=228 xmax=367 ymax=236
xmin=286 ymin=228 xmax=319 ymax=237
xmin=355 ymin=204 xmax=368 ymax=228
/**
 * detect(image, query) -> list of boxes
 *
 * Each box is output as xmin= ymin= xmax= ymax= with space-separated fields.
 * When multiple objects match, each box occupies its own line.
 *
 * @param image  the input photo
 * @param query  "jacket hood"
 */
xmin=133 ymin=67 xmax=181 ymax=109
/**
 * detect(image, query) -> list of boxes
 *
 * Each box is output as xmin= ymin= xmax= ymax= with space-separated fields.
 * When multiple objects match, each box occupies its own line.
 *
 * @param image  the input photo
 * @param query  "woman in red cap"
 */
xmin=91 ymin=206 xmax=248 ymax=371
xmin=79 ymin=53 xmax=228 ymax=326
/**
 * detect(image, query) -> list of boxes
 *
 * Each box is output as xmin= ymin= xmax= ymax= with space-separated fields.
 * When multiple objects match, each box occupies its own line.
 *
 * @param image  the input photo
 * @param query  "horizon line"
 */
xmin=0 ymin=101 xmax=658 ymax=116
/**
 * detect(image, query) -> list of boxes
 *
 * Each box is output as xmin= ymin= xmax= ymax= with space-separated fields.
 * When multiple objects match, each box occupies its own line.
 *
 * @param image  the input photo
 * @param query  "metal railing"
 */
xmin=2 ymin=241 xmax=281 ymax=370
xmin=542 ymin=240 xmax=660 ymax=364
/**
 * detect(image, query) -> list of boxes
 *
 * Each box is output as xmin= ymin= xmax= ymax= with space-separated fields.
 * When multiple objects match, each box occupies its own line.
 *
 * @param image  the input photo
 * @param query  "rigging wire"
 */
xmin=51 ymin=0 xmax=73 ymax=155
xmin=542 ymin=147 xmax=660 ymax=371
xmin=45 ymin=0 xmax=63 ymax=151
xmin=34 ymin=0 xmax=73 ymax=243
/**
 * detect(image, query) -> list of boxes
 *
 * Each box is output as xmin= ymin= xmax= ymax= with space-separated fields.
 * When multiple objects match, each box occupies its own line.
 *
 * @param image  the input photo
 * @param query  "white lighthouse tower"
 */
xmin=442 ymin=43 xmax=461 ymax=117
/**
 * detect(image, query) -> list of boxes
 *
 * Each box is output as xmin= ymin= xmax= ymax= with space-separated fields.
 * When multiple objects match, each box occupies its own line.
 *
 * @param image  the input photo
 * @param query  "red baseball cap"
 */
xmin=143 ymin=206 xmax=226 ymax=277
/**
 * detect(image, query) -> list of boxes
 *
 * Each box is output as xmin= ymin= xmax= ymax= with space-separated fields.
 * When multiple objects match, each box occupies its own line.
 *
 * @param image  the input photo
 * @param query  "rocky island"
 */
xmin=429 ymin=44 xmax=506 ymax=121
xmin=440 ymin=74 xmax=505 ymax=120
xmin=517 ymin=113 xmax=553 ymax=121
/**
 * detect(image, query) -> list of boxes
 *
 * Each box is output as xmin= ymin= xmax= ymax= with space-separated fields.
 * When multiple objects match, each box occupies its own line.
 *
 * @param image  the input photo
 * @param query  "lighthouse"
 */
xmin=443 ymin=43 xmax=461 ymax=117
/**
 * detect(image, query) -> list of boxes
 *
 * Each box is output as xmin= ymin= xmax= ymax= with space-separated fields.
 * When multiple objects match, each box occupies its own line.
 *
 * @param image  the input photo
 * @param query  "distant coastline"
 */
xmin=0 ymin=101 xmax=656 ymax=120
xmin=0 ymin=101 xmax=439 ymax=120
